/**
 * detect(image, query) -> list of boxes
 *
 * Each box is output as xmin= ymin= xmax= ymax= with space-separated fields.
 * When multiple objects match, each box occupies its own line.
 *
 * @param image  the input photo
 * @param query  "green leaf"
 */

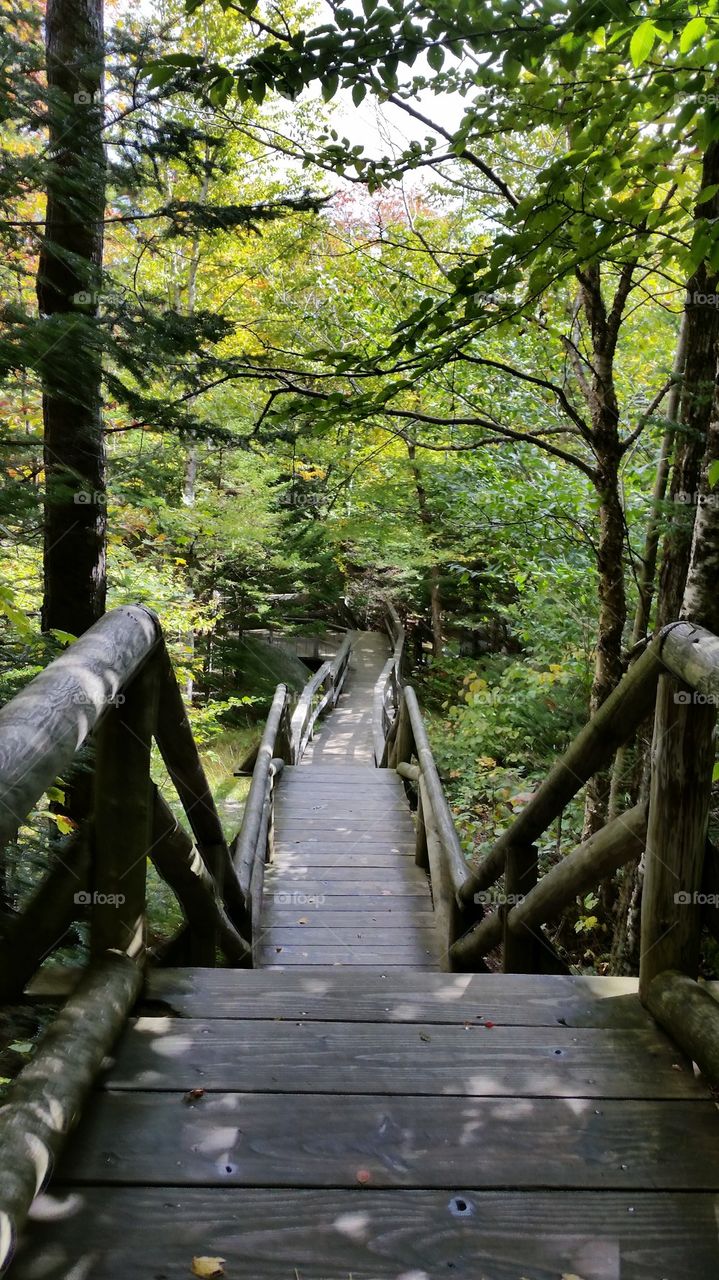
xmin=680 ymin=16 xmax=707 ymax=53
xmin=630 ymin=20 xmax=656 ymax=68
xmin=427 ymin=45 xmax=444 ymax=72
xmin=352 ymin=82 xmax=366 ymax=107
xmin=708 ymin=459 xmax=719 ymax=490
xmin=322 ymin=73 xmax=339 ymax=102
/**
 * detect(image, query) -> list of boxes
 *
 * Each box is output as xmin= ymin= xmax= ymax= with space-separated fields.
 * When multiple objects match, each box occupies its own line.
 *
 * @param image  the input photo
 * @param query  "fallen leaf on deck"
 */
xmin=191 ymin=1257 xmax=225 ymax=1278
xmin=419 ymin=1032 xmax=431 ymax=1042
xmin=183 ymin=1088 xmax=205 ymax=1103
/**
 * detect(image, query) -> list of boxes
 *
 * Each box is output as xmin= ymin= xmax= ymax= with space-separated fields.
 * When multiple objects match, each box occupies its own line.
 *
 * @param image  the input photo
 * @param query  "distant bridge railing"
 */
xmin=373 ymin=601 xmax=480 ymax=965
xmin=231 ymin=631 xmax=354 ymax=963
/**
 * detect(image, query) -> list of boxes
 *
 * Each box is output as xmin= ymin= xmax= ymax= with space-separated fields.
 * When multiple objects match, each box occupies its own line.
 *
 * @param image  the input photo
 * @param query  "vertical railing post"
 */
xmin=91 ymin=654 xmax=158 ymax=961
xmin=502 ymin=843 xmax=539 ymax=973
xmin=639 ymin=674 xmax=716 ymax=999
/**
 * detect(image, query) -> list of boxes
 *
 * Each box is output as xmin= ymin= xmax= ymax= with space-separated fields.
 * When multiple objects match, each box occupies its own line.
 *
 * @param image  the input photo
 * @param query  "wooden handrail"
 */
xmin=456 ymin=635 xmax=665 ymax=907
xmin=451 ymin=803 xmax=647 ymax=968
xmin=0 ymin=605 xmax=252 ymax=997
xmin=290 ymin=631 xmax=353 ymax=763
xmin=0 ymin=604 xmax=160 ymax=850
xmin=373 ymin=600 xmax=406 ymax=764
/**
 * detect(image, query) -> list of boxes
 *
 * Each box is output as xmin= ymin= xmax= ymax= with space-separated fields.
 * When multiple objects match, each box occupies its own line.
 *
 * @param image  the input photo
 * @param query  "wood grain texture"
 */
xmin=53 ymin=1091 xmax=719 ymax=1189
xmin=15 ymin=1187 xmax=719 ymax=1280
xmin=143 ymin=970 xmax=659 ymax=1027
xmin=106 ymin=1018 xmax=703 ymax=1098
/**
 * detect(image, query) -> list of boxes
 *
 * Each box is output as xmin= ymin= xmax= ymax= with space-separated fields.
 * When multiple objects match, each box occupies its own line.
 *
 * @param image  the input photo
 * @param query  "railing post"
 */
xmin=502 ymin=843 xmax=538 ymax=973
xmin=389 ymin=693 xmax=412 ymax=768
xmin=91 ymin=655 xmax=157 ymax=961
xmin=639 ymin=674 xmax=716 ymax=1000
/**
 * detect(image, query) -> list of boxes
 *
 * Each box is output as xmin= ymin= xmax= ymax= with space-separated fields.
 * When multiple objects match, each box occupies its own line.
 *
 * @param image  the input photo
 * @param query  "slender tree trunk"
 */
xmin=631 ymin=316 xmax=688 ymax=645
xmin=656 ymin=143 xmax=719 ymax=629
xmin=37 ymin=0 xmax=106 ymax=635
xmin=612 ymin=143 xmax=719 ymax=973
xmin=407 ymin=443 xmax=443 ymax=656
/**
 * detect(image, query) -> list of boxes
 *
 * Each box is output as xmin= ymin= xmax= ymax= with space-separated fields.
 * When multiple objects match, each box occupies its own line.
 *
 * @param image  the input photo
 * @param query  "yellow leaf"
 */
xmin=49 ymin=813 xmax=77 ymax=835
xmin=191 ymin=1258 xmax=225 ymax=1278
xmin=175 ymin=557 xmax=187 ymax=565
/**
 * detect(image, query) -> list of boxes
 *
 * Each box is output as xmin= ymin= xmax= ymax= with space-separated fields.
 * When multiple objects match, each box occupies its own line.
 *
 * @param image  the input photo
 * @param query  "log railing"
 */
xmin=290 ymin=631 xmax=353 ymax=763
xmin=0 ymin=605 xmax=251 ymax=1001
xmin=373 ymin=601 xmax=405 ymax=764
xmin=230 ymin=631 xmax=355 ymax=962
xmin=0 ymin=605 xmax=256 ymax=1268
xmin=447 ymin=620 xmax=719 ymax=1068
xmin=388 ymin=686 xmax=478 ymax=967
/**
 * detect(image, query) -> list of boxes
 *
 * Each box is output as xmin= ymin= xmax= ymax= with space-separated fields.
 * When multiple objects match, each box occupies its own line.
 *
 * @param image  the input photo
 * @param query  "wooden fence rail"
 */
xmin=231 ymin=632 xmax=355 ymax=962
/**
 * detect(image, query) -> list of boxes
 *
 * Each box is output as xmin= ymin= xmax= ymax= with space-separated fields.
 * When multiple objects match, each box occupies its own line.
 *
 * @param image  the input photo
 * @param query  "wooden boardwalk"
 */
xmin=8 ymin=629 xmax=719 ymax=1277
xmin=260 ymin=630 xmax=439 ymax=967
xmin=11 ymin=970 xmax=719 ymax=1277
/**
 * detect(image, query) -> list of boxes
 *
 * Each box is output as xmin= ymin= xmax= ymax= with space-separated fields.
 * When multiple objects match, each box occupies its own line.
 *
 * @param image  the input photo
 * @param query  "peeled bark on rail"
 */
xmin=0 ymin=606 xmax=159 ymax=851
xmin=458 ymin=638 xmax=664 ymax=905
xmin=0 ymin=951 xmax=141 ymax=1271
xmin=452 ymin=805 xmax=647 ymax=970
xmin=646 ymin=971 xmax=719 ymax=1085
xmin=0 ymin=831 xmax=89 ymax=1003
xmin=150 ymin=790 xmax=250 ymax=967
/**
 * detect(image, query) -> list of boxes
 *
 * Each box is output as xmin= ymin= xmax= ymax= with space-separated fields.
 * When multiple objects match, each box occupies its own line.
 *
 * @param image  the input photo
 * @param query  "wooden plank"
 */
xmin=14 ymin=1187 xmax=718 ymax=1280
xmin=261 ymin=944 xmax=437 ymax=965
xmin=269 ymin=909 xmax=436 ymax=927
xmin=272 ymin=839 xmax=417 ymax=853
xmin=274 ymin=825 xmax=417 ymax=840
xmin=143 ymin=971 xmax=658 ymax=1028
xmin=54 ymin=1092 xmax=719 ymax=1189
xmin=263 ymin=881 xmax=431 ymax=897
xmin=266 ymin=865 xmax=427 ymax=884
xmin=107 ymin=1019 xmax=705 ymax=1099
xmin=143 ymin=971 xmax=646 ymax=1022
xmin=272 ymin=851 xmax=416 ymax=869
xmin=261 ymin=926 xmax=438 ymax=948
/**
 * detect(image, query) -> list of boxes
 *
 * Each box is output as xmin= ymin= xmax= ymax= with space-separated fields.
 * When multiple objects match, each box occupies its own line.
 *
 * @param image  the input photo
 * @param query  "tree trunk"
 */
xmin=656 ymin=141 xmax=719 ymax=630
xmin=37 ymin=0 xmax=106 ymax=636
xmin=631 ymin=315 xmax=688 ymax=645
xmin=407 ymin=443 xmax=443 ymax=656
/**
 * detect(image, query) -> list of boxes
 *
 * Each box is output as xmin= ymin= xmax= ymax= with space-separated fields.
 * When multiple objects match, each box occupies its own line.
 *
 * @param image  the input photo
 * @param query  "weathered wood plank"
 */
xmin=272 ymin=851 xmax=416 ymax=869
xmin=143 ymin=970 xmax=659 ymax=1027
xmin=262 ymin=926 xmax=438 ymax=948
xmin=269 ymin=909 xmax=437 ymax=927
xmin=263 ymin=880 xmax=430 ymax=897
xmin=261 ymin=944 xmax=438 ymax=965
xmin=266 ymin=865 xmax=427 ymax=884
xmin=13 ymin=1187 xmax=718 ymax=1280
xmin=54 ymin=1092 xmax=719 ymax=1189
xmin=106 ymin=1019 xmax=704 ymax=1098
